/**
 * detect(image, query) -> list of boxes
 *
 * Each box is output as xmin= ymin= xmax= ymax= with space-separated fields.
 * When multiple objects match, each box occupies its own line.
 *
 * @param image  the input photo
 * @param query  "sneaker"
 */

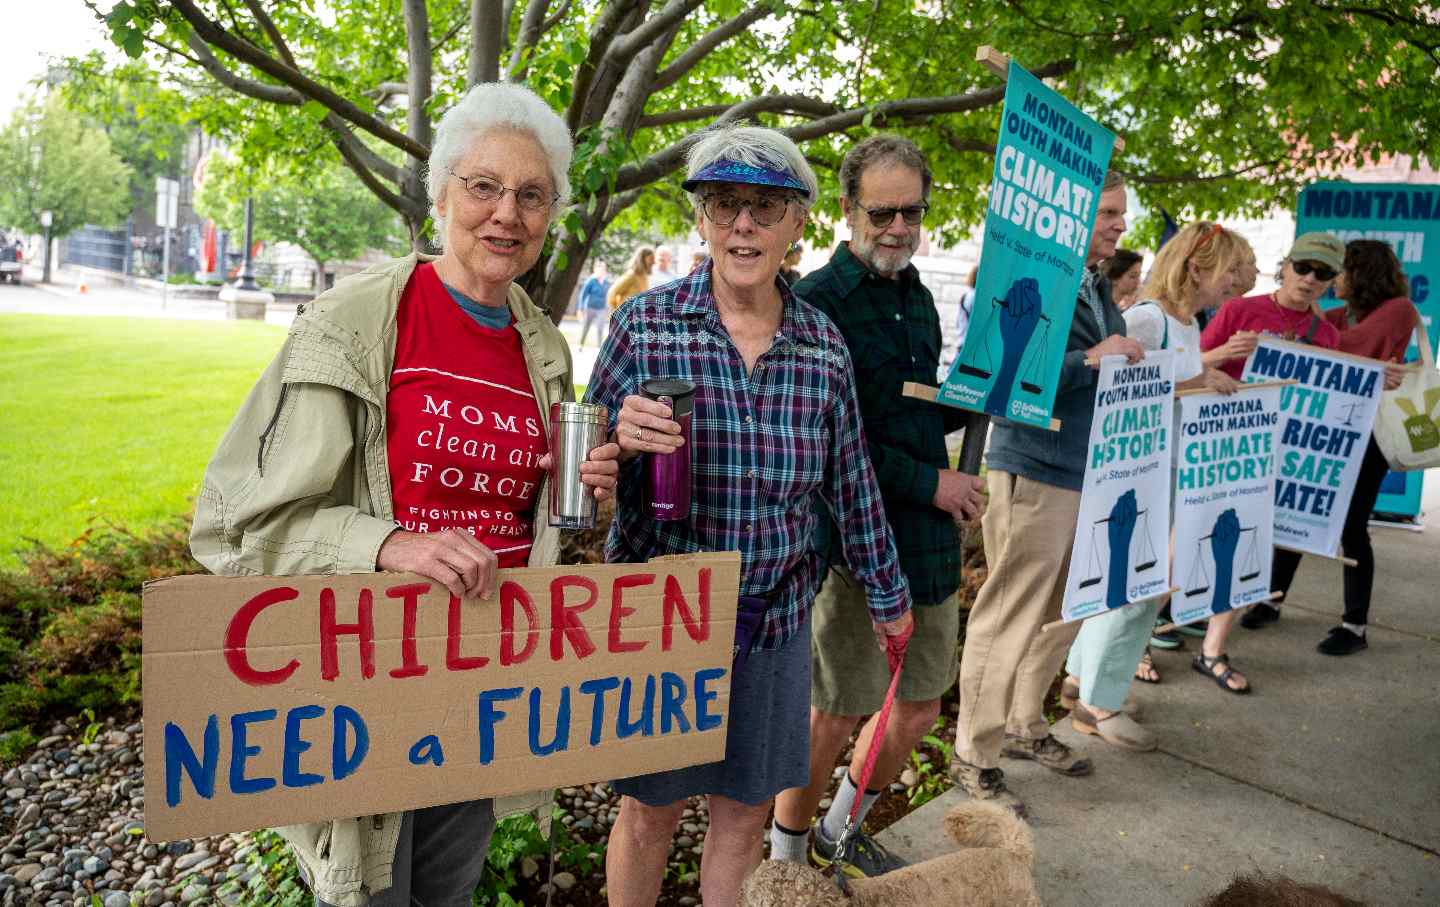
xmin=1176 ymin=619 xmax=1209 ymax=638
xmin=1317 ymin=626 xmax=1367 ymax=656
xmin=811 ymin=827 xmax=908 ymax=878
xmin=1001 ymin=733 xmax=1093 ymax=776
xmin=948 ymin=759 xmax=1027 ymax=817
xmin=1071 ymin=702 xmax=1157 ymax=752
xmin=1240 ymin=603 xmax=1282 ymax=630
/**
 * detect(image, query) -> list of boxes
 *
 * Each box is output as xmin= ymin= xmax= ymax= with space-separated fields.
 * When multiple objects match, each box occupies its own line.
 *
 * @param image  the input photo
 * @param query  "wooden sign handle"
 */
xmin=976 ymin=45 xmax=1126 ymax=152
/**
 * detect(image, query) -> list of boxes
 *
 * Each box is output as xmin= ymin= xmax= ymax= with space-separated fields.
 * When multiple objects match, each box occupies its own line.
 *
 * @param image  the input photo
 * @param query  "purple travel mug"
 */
xmin=641 ymin=378 xmax=695 ymax=521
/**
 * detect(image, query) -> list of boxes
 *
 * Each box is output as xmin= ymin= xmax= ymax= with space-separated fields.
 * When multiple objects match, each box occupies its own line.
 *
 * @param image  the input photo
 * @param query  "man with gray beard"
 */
xmin=771 ymin=135 xmax=984 ymax=877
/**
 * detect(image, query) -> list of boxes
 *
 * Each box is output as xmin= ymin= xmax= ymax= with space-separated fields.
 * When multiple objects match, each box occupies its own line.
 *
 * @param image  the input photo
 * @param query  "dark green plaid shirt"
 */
xmin=795 ymin=243 xmax=966 ymax=606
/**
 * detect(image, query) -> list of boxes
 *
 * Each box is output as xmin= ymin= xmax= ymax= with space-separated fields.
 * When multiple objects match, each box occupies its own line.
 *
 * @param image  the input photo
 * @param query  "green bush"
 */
xmin=0 ymin=517 xmax=199 ymax=741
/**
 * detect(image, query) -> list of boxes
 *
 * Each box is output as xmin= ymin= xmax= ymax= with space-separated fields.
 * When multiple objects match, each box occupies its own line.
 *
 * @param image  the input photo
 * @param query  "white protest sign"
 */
xmin=1061 ymin=351 xmax=1175 ymax=622
xmin=1171 ymin=386 xmax=1283 ymax=626
xmin=1241 ymin=339 xmax=1384 ymax=557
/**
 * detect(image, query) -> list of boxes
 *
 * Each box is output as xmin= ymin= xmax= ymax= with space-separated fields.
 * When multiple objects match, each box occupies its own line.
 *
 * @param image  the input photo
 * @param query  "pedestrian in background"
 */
xmin=608 ymin=246 xmax=653 ymax=312
xmin=578 ymin=258 xmax=611 ymax=348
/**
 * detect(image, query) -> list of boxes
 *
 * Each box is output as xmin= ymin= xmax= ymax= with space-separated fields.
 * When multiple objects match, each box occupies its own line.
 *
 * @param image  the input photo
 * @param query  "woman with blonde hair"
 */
xmin=608 ymin=246 xmax=654 ymax=310
xmin=1063 ymin=222 xmax=1245 ymax=753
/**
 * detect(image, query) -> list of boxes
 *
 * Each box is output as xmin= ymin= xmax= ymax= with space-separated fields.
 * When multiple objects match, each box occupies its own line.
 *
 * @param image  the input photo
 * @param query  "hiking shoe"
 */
xmin=1001 ymin=733 xmax=1093 ymax=776
xmin=811 ymin=827 xmax=908 ymax=878
xmin=948 ymin=759 xmax=1027 ymax=817
xmin=1317 ymin=626 xmax=1367 ymax=656
xmin=1240 ymin=603 xmax=1281 ymax=629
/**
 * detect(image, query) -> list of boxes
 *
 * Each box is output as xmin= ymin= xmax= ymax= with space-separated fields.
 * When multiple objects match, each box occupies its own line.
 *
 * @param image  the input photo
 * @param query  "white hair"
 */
xmin=426 ymin=83 xmax=573 ymax=242
xmin=684 ymin=125 xmax=818 ymax=213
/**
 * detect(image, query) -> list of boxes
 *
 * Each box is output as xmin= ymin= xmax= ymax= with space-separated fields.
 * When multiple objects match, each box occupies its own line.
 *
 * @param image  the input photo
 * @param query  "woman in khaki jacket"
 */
xmin=191 ymin=83 xmax=618 ymax=906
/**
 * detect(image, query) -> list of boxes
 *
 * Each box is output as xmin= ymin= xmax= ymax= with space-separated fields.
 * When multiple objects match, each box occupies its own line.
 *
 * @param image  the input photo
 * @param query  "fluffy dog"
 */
xmin=741 ymin=801 xmax=1041 ymax=907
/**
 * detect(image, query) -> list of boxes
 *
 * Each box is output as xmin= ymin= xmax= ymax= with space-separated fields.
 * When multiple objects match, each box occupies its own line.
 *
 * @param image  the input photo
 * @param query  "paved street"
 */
xmin=880 ymin=491 xmax=1440 ymax=905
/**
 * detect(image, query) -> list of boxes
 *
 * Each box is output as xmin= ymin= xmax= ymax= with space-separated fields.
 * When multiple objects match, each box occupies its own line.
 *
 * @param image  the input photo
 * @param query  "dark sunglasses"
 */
xmin=860 ymin=203 xmax=928 ymax=227
xmin=1291 ymin=260 xmax=1338 ymax=282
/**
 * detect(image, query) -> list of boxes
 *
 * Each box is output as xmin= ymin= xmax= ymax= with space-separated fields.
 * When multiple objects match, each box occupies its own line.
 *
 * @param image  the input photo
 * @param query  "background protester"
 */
xmin=648 ymin=245 xmax=678 ymax=289
xmin=945 ymin=265 xmax=980 ymax=378
xmin=1246 ymin=240 xmax=1417 ymax=653
xmin=1071 ymin=222 xmax=1248 ymax=713
xmin=1200 ymin=232 xmax=1345 ymax=378
xmin=578 ymin=258 xmax=611 ymax=348
xmin=773 ymin=135 xmax=984 ymax=878
xmin=189 ymin=83 xmax=619 ymax=907
xmin=585 ymin=124 xmax=912 ymax=907
xmin=1102 ymin=248 xmax=1144 ymax=310
xmin=949 ymin=171 xmax=1144 ymax=815
xmin=779 ymin=242 xmax=804 ymax=283
xmin=691 ymin=249 xmax=708 ymax=272
xmin=609 ymin=246 xmax=653 ymax=311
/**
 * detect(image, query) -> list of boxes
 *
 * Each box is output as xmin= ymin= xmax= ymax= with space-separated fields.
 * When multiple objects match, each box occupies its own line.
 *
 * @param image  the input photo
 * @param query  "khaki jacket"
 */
xmin=190 ymin=253 xmax=572 ymax=906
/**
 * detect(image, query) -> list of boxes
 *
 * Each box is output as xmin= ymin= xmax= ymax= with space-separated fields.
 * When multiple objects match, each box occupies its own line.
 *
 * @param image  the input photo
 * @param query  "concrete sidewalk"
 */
xmin=879 ymin=487 xmax=1440 ymax=905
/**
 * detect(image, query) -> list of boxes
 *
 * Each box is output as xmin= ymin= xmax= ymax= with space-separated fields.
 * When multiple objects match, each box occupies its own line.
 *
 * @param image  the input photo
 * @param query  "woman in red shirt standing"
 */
xmin=1239 ymin=240 xmax=1417 ymax=654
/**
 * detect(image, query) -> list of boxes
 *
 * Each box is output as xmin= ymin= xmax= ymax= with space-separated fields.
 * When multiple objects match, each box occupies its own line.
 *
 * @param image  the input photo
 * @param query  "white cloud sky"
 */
xmin=2 ymin=0 xmax=117 ymax=122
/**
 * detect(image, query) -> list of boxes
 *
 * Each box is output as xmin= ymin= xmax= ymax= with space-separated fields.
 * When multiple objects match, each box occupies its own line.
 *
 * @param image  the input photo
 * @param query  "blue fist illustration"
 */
xmin=983 ymin=277 xmax=1043 ymax=417
xmin=1105 ymin=490 xmax=1139 ymax=610
xmin=1209 ymin=508 xmax=1241 ymax=614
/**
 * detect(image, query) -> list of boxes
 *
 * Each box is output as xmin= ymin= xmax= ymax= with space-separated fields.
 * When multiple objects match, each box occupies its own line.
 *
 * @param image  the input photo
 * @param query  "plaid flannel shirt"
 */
xmin=794 ymin=243 xmax=966 ymax=606
xmin=584 ymin=262 xmax=911 ymax=650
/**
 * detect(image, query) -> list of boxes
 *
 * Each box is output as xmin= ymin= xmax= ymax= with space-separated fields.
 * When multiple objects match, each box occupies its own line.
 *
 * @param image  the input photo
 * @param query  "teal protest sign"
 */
xmin=1296 ymin=182 xmax=1439 ymax=518
xmin=939 ymin=61 xmax=1116 ymax=429
xmin=1241 ymin=339 xmax=1385 ymax=557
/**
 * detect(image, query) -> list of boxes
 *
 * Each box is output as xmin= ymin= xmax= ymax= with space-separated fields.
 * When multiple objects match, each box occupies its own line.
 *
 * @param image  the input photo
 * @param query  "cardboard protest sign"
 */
xmin=939 ymin=60 xmax=1116 ymax=429
xmin=1061 ymin=352 xmax=1174 ymax=622
xmin=1171 ymin=386 xmax=1283 ymax=626
xmin=1296 ymin=181 xmax=1440 ymax=519
xmin=142 ymin=553 xmax=739 ymax=841
xmin=1241 ymin=339 xmax=1384 ymax=556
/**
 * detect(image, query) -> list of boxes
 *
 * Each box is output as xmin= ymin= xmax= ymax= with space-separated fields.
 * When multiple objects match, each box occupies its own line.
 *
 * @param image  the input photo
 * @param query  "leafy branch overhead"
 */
xmin=91 ymin=0 xmax=1440 ymax=320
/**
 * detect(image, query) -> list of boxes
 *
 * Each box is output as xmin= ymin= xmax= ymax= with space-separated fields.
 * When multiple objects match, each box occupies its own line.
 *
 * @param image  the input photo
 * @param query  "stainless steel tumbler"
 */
xmin=548 ymin=402 xmax=609 ymax=529
xmin=641 ymin=378 xmax=696 ymax=522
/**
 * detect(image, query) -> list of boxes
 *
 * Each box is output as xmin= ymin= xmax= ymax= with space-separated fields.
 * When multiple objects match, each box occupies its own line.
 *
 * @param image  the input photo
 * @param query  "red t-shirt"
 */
xmin=1323 ymin=297 xmax=1419 ymax=362
xmin=1200 ymin=293 xmax=1342 ymax=378
xmin=386 ymin=263 xmax=548 ymax=567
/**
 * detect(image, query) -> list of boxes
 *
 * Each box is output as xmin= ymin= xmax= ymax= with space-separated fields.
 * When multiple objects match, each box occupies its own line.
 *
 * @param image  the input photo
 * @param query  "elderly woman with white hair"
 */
xmin=189 ymin=83 xmax=619 ymax=906
xmin=585 ymin=125 xmax=913 ymax=906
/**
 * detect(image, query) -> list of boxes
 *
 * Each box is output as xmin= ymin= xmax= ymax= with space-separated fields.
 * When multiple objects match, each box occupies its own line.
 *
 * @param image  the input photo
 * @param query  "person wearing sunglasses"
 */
xmin=586 ymin=125 xmax=912 ymax=907
xmin=1200 ymin=232 xmax=1345 ymax=379
xmin=772 ymin=135 xmax=983 ymax=879
xmin=1241 ymin=240 xmax=1417 ymax=645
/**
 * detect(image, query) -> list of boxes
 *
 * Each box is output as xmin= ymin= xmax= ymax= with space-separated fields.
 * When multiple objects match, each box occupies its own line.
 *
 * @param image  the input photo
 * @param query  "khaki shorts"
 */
xmin=811 ymin=567 xmax=960 ymax=715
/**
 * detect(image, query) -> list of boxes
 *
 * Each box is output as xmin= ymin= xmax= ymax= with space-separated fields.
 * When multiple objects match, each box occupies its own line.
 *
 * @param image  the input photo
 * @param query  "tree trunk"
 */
xmin=313 ymin=257 xmax=327 ymax=296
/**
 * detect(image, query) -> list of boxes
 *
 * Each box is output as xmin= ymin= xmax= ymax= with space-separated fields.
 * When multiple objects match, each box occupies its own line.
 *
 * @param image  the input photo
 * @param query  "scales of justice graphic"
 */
xmin=1183 ymin=525 xmax=1262 ymax=598
xmin=953 ymin=276 xmax=1054 ymax=415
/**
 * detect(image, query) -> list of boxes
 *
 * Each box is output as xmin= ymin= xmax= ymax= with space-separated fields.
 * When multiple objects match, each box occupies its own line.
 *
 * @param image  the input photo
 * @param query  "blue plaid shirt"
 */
xmin=584 ymin=263 xmax=911 ymax=650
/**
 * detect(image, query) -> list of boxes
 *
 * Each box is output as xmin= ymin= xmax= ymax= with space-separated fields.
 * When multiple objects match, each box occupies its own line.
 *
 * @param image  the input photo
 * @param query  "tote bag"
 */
xmin=1374 ymin=326 xmax=1440 ymax=471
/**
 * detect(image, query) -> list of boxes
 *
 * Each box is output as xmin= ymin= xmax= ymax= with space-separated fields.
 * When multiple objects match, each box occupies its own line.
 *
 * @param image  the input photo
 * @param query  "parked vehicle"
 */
xmin=0 ymin=236 xmax=23 ymax=283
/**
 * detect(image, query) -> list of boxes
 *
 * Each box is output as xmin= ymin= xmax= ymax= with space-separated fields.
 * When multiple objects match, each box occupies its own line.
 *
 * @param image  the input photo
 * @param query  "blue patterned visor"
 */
xmin=681 ymin=158 xmax=811 ymax=198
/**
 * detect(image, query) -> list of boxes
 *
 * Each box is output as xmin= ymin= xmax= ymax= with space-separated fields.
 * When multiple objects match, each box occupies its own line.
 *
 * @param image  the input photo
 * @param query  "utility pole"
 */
xmin=39 ymin=210 xmax=53 ymax=284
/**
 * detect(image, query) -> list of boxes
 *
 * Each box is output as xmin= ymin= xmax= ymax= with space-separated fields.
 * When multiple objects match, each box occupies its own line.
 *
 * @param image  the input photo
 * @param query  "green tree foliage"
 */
xmin=194 ymin=154 xmax=405 ymax=291
xmin=0 ymin=94 xmax=132 ymax=238
xmin=58 ymin=56 xmax=193 ymax=219
xmin=88 ymin=0 xmax=1440 ymax=318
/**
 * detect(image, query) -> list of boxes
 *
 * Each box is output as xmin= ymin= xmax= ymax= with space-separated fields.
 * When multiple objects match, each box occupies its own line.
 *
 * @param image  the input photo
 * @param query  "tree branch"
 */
xmin=184 ymin=32 xmax=305 ymax=105
xmin=504 ymin=0 xmax=553 ymax=81
xmin=469 ymin=0 xmax=504 ymax=86
xmin=320 ymin=114 xmax=406 ymax=187
xmin=638 ymin=95 xmax=837 ymax=128
xmin=567 ymin=0 xmax=645 ymax=133
xmin=403 ymin=0 xmax=434 ymax=151
xmin=433 ymin=12 xmax=468 ymax=54
xmin=170 ymin=0 xmax=429 ymax=160
xmin=650 ymin=3 xmax=775 ymax=94
xmin=1122 ymin=159 xmax=1287 ymax=186
xmin=541 ymin=0 xmax=574 ymax=31
xmin=240 ymin=0 xmax=298 ymax=69
xmin=328 ymin=124 xmax=427 ymax=222
xmin=613 ymin=61 xmax=1074 ymax=192
xmin=606 ymin=0 xmax=706 ymax=66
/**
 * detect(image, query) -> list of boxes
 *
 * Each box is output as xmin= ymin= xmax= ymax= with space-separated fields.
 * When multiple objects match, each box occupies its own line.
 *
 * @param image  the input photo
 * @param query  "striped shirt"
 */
xmin=584 ymin=262 xmax=911 ymax=650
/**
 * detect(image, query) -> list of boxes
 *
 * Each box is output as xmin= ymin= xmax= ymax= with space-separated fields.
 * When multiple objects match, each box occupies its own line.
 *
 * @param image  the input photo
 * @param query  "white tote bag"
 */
xmin=1374 ymin=326 xmax=1440 ymax=471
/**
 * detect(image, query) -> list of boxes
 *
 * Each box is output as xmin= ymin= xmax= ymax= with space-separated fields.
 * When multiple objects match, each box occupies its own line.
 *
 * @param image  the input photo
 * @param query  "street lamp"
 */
xmin=232 ymin=197 xmax=260 ymax=291
xmin=39 ymin=210 xmax=53 ymax=284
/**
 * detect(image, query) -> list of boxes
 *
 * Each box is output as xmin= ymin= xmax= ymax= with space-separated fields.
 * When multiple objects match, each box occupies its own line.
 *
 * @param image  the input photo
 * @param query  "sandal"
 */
xmin=1134 ymin=647 xmax=1161 ymax=684
xmin=1192 ymin=652 xmax=1251 ymax=695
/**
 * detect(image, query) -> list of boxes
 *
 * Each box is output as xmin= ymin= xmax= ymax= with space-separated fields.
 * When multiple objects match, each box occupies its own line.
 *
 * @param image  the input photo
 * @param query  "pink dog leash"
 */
xmin=828 ymin=622 xmax=912 ymax=890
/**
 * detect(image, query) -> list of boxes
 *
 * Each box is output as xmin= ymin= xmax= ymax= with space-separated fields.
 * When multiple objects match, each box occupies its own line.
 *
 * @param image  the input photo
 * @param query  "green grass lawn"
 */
xmin=0 ymin=315 xmax=287 ymax=568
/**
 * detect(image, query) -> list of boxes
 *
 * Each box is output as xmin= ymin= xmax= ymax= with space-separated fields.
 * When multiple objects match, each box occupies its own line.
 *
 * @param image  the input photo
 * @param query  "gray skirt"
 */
xmin=611 ymin=619 xmax=811 ymax=806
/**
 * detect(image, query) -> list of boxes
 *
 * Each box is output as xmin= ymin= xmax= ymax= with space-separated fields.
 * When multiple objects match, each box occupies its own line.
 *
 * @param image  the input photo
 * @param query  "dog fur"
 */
xmin=740 ymin=801 xmax=1041 ymax=907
